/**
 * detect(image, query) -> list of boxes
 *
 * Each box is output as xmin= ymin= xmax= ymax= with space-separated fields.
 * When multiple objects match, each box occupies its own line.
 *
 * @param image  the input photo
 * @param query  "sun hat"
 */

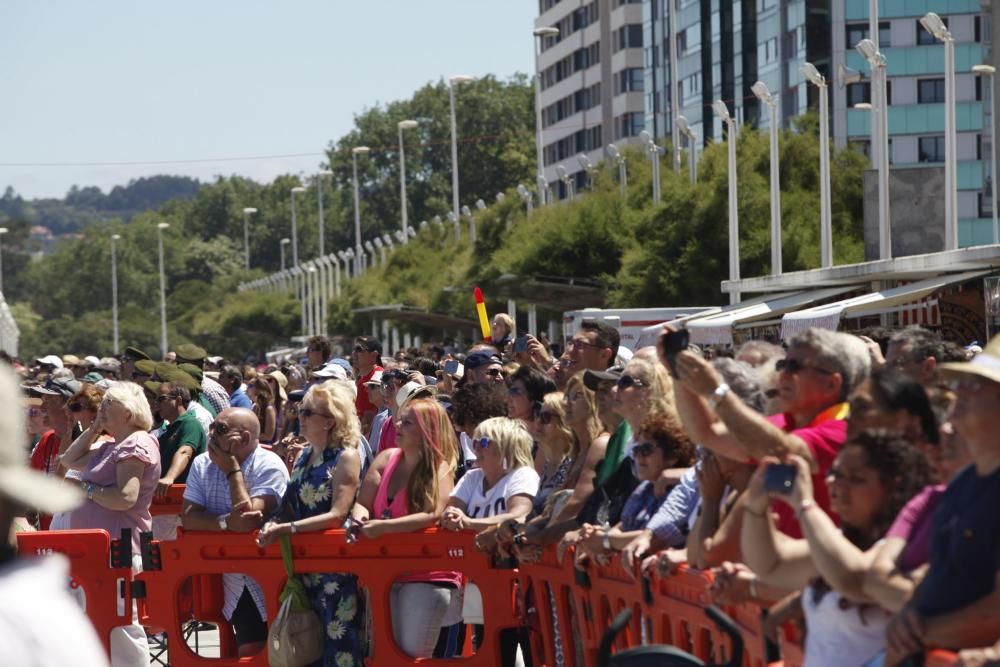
xmin=395 ymin=381 xmax=437 ymax=410
xmin=35 ymin=355 xmax=64 ymax=369
xmin=264 ymin=370 xmax=289 ymax=401
xmin=0 ymin=368 xmax=82 ymax=514
xmin=939 ymin=333 xmax=1000 ymax=385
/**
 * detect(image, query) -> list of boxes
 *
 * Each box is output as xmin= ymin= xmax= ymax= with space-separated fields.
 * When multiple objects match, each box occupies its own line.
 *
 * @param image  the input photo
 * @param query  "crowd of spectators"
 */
xmin=5 ymin=320 xmax=1000 ymax=667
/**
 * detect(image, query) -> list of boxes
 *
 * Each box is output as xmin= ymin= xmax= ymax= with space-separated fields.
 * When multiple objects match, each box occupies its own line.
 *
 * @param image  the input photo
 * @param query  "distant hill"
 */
xmin=0 ymin=175 xmax=202 ymax=235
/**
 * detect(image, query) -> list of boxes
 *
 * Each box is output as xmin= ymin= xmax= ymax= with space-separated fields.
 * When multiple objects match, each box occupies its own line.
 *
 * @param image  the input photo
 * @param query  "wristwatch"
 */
xmin=707 ymin=383 xmax=731 ymax=410
xmin=289 ymin=521 xmax=298 ymax=534
xmin=86 ymin=483 xmax=96 ymax=501
xmin=218 ymin=515 xmax=229 ymax=531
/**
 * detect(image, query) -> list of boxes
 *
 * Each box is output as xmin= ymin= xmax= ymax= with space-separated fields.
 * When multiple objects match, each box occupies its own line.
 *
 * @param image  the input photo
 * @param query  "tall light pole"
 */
xmin=0 ymin=227 xmax=7 ymax=294
xmin=533 ymin=27 xmax=560 ymax=206
xmin=713 ymin=100 xmax=740 ymax=304
xmin=317 ymin=170 xmax=332 ymax=257
xmin=640 ymin=130 xmax=661 ymax=204
xmin=922 ymin=12 xmax=958 ymax=249
xmin=751 ymin=82 xmax=782 ymax=275
xmin=973 ymin=64 xmax=999 ymax=244
xmin=156 ymin=222 xmax=170 ymax=358
xmin=516 ymin=184 xmax=534 ymax=216
xmin=556 ymin=165 xmax=574 ymax=201
xmin=868 ymin=0 xmax=881 ymax=173
xmin=676 ymin=116 xmax=697 ymax=184
xmin=290 ymin=186 xmax=306 ymax=268
xmin=801 ymin=62 xmax=833 ymax=268
xmin=856 ymin=38 xmax=891 ymax=259
xmin=448 ymin=75 xmax=474 ymax=222
xmin=397 ymin=119 xmax=418 ymax=245
xmin=607 ymin=144 xmax=627 ymax=197
xmin=280 ymin=237 xmax=290 ymax=271
xmin=351 ymin=146 xmax=370 ymax=276
xmin=242 ymin=207 xmax=257 ymax=270
xmin=667 ymin=0 xmax=681 ymax=171
xmin=111 ymin=234 xmax=121 ymax=355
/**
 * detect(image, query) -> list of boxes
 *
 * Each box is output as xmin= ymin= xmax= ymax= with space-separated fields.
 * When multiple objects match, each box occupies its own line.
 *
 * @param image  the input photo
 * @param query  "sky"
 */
xmin=0 ymin=1 xmax=536 ymax=200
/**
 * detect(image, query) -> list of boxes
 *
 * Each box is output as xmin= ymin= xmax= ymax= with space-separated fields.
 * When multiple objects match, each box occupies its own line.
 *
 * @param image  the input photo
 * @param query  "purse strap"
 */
xmin=278 ymin=534 xmax=312 ymax=613
xmin=280 ymin=533 xmax=295 ymax=580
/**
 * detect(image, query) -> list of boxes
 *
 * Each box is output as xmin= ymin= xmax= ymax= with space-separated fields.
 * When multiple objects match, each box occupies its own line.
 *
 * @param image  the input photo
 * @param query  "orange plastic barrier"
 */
xmin=15 ymin=529 xmax=135 ymax=656
xmin=135 ymin=526 xmax=519 ymax=666
xmin=150 ymin=483 xmax=185 ymax=516
xmin=926 ymin=649 xmax=960 ymax=666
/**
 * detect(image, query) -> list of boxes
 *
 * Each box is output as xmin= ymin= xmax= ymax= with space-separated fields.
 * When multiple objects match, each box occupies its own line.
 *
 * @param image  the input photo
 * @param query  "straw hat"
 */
xmin=265 ymin=370 xmax=289 ymax=401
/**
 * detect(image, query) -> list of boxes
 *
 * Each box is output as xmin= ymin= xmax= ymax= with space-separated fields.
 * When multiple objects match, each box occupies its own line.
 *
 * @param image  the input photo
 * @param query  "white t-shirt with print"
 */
xmin=450 ymin=466 xmax=540 ymax=519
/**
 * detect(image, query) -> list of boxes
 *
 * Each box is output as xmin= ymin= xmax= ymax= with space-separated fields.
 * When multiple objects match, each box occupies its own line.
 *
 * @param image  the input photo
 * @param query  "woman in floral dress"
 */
xmin=256 ymin=381 xmax=364 ymax=666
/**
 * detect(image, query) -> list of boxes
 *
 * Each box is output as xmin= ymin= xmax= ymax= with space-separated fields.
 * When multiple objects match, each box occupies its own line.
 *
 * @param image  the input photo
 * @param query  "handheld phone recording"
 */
xmin=764 ymin=463 xmax=797 ymax=495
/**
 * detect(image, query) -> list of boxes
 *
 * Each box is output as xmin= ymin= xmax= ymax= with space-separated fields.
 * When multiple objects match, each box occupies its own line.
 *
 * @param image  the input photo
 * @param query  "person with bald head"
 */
xmin=181 ymin=407 xmax=289 ymax=658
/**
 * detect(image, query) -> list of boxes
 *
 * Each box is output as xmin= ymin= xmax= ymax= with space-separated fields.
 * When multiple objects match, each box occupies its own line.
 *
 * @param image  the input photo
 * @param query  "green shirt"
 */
xmin=198 ymin=394 xmax=217 ymax=418
xmin=596 ymin=420 xmax=632 ymax=486
xmin=158 ymin=410 xmax=207 ymax=483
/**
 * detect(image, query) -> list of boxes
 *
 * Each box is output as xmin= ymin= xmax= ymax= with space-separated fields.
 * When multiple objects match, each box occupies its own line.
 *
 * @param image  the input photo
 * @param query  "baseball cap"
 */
xmin=464 ymin=351 xmax=502 ymax=370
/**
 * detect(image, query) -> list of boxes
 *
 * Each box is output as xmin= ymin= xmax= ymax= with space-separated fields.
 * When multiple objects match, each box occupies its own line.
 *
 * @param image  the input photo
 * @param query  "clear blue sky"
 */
xmin=0 ymin=1 xmax=536 ymax=199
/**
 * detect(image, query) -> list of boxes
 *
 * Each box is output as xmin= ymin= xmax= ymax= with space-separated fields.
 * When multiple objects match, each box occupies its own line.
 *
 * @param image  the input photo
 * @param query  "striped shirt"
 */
xmin=183 ymin=446 xmax=288 ymax=621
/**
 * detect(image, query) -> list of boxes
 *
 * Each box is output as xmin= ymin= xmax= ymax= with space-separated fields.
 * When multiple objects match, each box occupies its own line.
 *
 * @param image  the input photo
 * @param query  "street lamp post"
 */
xmin=241 ymin=207 xmax=257 ymax=270
xmin=397 ymin=120 xmax=419 ymax=245
xmin=364 ymin=241 xmax=376 ymax=271
xmin=973 ymin=64 xmax=999 ymax=244
xmin=156 ymin=223 xmax=170 ymax=358
xmin=801 ymin=63 xmax=833 ymax=268
xmin=351 ymin=146 xmax=371 ymax=276
xmin=0 ymin=227 xmax=7 ymax=294
xmin=317 ymin=170 xmax=332 ymax=257
xmin=751 ymin=82 xmax=782 ymax=276
xmin=290 ymin=186 xmax=306 ymax=268
xmin=676 ymin=116 xmax=697 ymax=184
xmin=922 ymin=12 xmax=958 ymax=249
xmin=667 ymin=0 xmax=681 ymax=172
xmin=640 ymin=130 xmax=661 ymax=204
xmin=280 ymin=237 xmax=290 ymax=271
xmin=533 ymin=27 xmax=560 ymax=206
xmin=856 ymin=38 xmax=891 ymax=259
xmin=556 ymin=165 xmax=574 ymax=201
xmin=516 ymin=184 xmax=534 ymax=216
xmin=713 ymin=100 xmax=740 ymax=304
xmin=111 ymin=234 xmax=121 ymax=355
xmin=606 ymin=144 xmax=627 ymax=197
xmin=448 ymin=75 xmax=474 ymax=222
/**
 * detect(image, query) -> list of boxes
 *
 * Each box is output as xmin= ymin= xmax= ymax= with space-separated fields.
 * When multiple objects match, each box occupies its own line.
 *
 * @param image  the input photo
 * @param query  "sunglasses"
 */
xmin=484 ymin=368 xmax=503 ymax=378
xmin=775 ymin=359 xmax=834 ymax=376
xmin=208 ymin=421 xmax=238 ymax=437
xmin=632 ymin=442 xmax=658 ymax=458
xmin=616 ymin=375 xmax=645 ymax=390
xmin=155 ymin=394 xmax=178 ymax=403
xmin=300 ymin=407 xmax=331 ymax=419
xmin=67 ymin=402 xmax=85 ymax=413
xmin=473 ymin=437 xmax=492 ymax=450
xmin=537 ymin=411 xmax=556 ymax=425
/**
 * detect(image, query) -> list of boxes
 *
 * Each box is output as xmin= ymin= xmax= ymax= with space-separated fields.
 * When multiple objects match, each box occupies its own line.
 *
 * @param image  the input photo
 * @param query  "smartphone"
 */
xmin=660 ymin=328 xmax=690 ymax=376
xmin=764 ymin=463 xmax=797 ymax=494
xmin=514 ymin=336 xmax=528 ymax=354
xmin=444 ymin=359 xmax=460 ymax=376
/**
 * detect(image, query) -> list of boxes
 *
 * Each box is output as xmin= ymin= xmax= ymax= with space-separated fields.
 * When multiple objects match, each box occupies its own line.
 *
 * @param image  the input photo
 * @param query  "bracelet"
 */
xmin=797 ymin=499 xmax=817 ymax=518
xmin=289 ymin=521 xmax=297 ymax=534
xmin=226 ymin=468 xmax=242 ymax=479
xmin=707 ymin=383 xmax=731 ymax=410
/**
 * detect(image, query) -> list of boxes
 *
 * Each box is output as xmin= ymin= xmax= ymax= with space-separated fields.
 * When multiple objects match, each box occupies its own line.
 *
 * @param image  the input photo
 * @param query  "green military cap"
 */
xmin=175 ymin=343 xmax=208 ymax=363
xmin=134 ymin=360 xmax=156 ymax=377
xmin=123 ymin=346 xmax=151 ymax=362
xmin=177 ymin=363 xmax=203 ymax=383
xmin=153 ymin=362 xmax=175 ymax=381
xmin=160 ymin=367 xmax=200 ymax=392
xmin=142 ymin=380 xmax=162 ymax=395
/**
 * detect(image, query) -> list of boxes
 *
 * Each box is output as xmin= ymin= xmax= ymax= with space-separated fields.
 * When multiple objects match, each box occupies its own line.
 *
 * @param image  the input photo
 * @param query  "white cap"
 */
xmin=312 ymin=363 xmax=347 ymax=380
xmin=84 ymin=355 xmax=101 ymax=367
xmin=396 ymin=381 xmax=436 ymax=410
xmin=364 ymin=370 xmax=385 ymax=386
xmin=35 ymin=355 xmax=64 ymax=369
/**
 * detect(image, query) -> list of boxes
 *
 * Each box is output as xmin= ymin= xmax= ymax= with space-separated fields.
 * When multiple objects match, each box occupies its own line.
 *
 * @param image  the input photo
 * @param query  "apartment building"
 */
xmin=535 ymin=0 xmax=647 ymax=199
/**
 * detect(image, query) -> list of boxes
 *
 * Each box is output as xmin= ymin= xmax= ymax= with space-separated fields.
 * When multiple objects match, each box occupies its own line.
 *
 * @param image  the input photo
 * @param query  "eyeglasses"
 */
xmin=537 ymin=411 xmax=556 ymax=425
xmin=775 ymin=359 xmax=834 ymax=376
xmin=473 ymin=437 xmax=491 ymax=450
xmin=67 ymin=402 xmax=85 ymax=413
xmin=570 ymin=339 xmax=602 ymax=350
xmin=155 ymin=394 xmax=177 ymax=403
xmin=507 ymin=385 xmax=525 ymax=397
xmin=632 ymin=442 xmax=658 ymax=458
xmin=300 ymin=407 xmax=332 ymax=419
xmin=616 ymin=375 xmax=645 ymax=390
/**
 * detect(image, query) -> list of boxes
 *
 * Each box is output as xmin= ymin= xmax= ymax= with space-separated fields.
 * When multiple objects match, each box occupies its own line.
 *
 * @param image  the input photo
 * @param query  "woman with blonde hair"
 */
xmin=351 ymin=398 xmax=460 ymax=657
xmin=256 ymin=380 xmax=364 ymax=665
xmin=530 ymin=391 xmax=574 ymax=516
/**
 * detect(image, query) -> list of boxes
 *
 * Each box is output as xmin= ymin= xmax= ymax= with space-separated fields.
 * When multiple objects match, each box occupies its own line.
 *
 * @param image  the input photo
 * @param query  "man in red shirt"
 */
xmin=352 ymin=336 xmax=383 ymax=433
xmin=25 ymin=377 xmax=82 ymax=529
xmin=673 ymin=328 xmax=870 ymax=537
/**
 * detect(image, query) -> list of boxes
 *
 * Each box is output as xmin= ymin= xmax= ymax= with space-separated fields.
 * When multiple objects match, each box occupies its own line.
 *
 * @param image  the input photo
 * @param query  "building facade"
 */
xmin=535 ymin=0 xmax=647 ymax=199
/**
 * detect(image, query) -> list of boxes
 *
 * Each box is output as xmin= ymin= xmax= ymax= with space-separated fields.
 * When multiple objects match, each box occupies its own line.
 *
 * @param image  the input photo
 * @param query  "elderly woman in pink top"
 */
xmin=351 ymin=398 xmax=460 ymax=658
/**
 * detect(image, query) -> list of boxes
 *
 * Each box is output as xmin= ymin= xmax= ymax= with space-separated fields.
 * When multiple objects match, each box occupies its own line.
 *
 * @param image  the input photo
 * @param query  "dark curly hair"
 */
xmin=450 ymin=382 xmax=507 ymax=431
xmin=638 ymin=413 xmax=696 ymax=468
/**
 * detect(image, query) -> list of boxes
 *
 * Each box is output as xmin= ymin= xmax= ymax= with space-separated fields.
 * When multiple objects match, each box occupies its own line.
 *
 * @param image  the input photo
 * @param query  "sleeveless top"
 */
xmin=374 ymin=449 xmax=462 ymax=587
xmin=801 ymin=583 xmax=890 ymax=666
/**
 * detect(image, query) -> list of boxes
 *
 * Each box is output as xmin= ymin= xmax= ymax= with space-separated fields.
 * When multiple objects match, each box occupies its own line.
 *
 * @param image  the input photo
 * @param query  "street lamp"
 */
xmin=280 ymin=237 xmax=290 ymax=271
xmin=448 ymin=75 xmax=475 ymax=222
xmin=397 ymin=119 xmax=419 ymax=244
xmin=290 ymin=186 xmax=306 ymax=268
xmin=374 ymin=237 xmax=386 ymax=265
xmin=316 ymin=170 xmax=333 ymax=256
xmin=856 ymin=38 xmax=891 ymax=259
xmin=751 ymin=81 xmax=782 ymax=276
xmin=533 ymin=27 xmax=560 ymax=206
xmin=516 ymin=184 xmax=534 ymax=216
xmin=606 ymin=144 xmax=627 ymax=197
xmin=156 ymin=222 xmax=170 ymax=358
xmin=447 ymin=212 xmax=460 ymax=241
xmin=461 ymin=205 xmax=475 ymax=244
xmin=921 ymin=12 xmax=958 ymax=249
xmin=364 ymin=241 xmax=376 ymax=271
xmin=111 ymin=234 xmax=121 ymax=355
xmin=338 ymin=250 xmax=351 ymax=280
xmin=640 ymin=130 xmax=662 ymax=204
xmin=0 ymin=227 xmax=7 ymax=294
xmin=800 ymin=62 xmax=833 ymax=268
xmin=973 ymin=64 xmax=999 ymax=244
xmin=241 ymin=207 xmax=257 ymax=270
xmin=713 ymin=100 xmax=740 ymax=304
xmin=675 ymin=116 xmax=697 ymax=184
xmin=351 ymin=146 xmax=371 ymax=276
xmin=666 ymin=0 xmax=681 ymax=172
xmin=576 ymin=153 xmax=596 ymax=190
xmin=556 ymin=165 xmax=574 ymax=201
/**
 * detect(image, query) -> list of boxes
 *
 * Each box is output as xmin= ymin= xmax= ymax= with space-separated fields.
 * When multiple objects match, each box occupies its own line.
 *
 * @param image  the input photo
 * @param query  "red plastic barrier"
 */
xmin=136 ymin=527 xmax=519 ymax=666
xmin=16 ymin=529 xmax=134 ymax=656
xmin=150 ymin=483 xmax=185 ymax=517
xmin=925 ymin=649 xmax=960 ymax=666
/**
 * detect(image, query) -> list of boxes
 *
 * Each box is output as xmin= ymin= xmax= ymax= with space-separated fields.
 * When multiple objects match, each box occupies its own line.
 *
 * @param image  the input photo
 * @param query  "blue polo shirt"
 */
xmin=229 ymin=387 xmax=253 ymax=409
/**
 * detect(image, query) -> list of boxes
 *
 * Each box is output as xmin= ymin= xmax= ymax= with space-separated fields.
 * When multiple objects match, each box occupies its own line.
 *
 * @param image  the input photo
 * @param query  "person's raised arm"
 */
xmin=862 ymin=537 xmax=922 ymax=612
xmin=552 ymin=434 xmax=608 ymax=523
xmin=60 ymin=424 xmax=102 ymax=471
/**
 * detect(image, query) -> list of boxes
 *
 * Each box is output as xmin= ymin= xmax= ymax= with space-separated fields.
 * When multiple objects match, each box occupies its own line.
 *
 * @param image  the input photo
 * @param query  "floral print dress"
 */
xmin=286 ymin=445 xmax=363 ymax=667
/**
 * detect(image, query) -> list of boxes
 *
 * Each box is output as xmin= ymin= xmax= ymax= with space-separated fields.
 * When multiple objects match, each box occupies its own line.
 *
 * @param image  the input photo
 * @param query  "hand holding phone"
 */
xmin=659 ymin=328 xmax=690 ymax=377
xmin=514 ymin=336 xmax=528 ymax=354
xmin=764 ymin=463 xmax=797 ymax=495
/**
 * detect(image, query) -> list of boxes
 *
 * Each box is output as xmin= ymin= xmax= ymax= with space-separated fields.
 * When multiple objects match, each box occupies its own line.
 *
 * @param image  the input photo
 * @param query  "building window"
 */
xmin=918 ymin=136 xmax=946 ymax=163
xmin=617 ymin=112 xmax=645 ymax=138
xmin=758 ymin=37 xmax=778 ymax=66
xmin=847 ymin=82 xmax=871 ymax=107
xmin=615 ymin=24 xmax=643 ymax=51
xmin=978 ymin=133 xmax=983 ymax=160
xmin=849 ymin=139 xmax=871 ymax=160
xmin=917 ymin=17 xmax=947 ymax=46
xmin=845 ymin=22 xmax=890 ymax=49
xmin=976 ymin=15 xmax=982 ymax=43
xmin=616 ymin=68 xmax=644 ymax=94
xmin=918 ymin=78 xmax=946 ymax=104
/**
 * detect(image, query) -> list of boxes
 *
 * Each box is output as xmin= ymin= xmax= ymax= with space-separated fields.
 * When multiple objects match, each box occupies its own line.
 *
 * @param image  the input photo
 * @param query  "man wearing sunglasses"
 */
xmin=352 ymin=336 xmax=384 ymax=432
xmin=149 ymin=381 xmax=206 ymax=541
xmin=671 ymin=327 xmax=869 ymax=538
xmin=464 ymin=351 xmax=505 ymax=386
xmin=181 ymin=408 xmax=288 ymax=657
